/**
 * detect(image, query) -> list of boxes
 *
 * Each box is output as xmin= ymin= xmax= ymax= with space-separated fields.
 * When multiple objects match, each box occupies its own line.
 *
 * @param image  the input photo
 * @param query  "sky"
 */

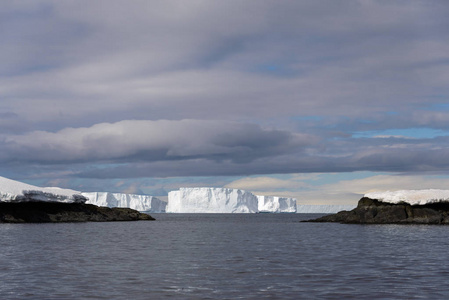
xmin=2 ymin=0 xmax=449 ymax=204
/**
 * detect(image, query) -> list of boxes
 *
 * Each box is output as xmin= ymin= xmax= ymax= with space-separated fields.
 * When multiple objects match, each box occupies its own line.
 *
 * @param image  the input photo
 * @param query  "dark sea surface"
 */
xmin=1 ymin=213 xmax=449 ymax=299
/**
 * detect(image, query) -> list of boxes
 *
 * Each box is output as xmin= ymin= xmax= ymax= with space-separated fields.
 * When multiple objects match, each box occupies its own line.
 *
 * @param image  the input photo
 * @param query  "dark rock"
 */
xmin=303 ymin=197 xmax=449 ymax=224
xmin=0 ymin=201 xmax=155 ymax=223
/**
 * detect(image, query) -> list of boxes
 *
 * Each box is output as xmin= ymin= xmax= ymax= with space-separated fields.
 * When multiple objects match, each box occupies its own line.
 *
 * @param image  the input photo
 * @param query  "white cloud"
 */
xmin=226 ymin=173 xmax=449 ymax=205
xmin=299 ymin=174 xmax=449 ymax=205
xmin=323 ymin=174 xmax=449 ymax=194
xmin=226 ymin=176 xmax=301 ymax=191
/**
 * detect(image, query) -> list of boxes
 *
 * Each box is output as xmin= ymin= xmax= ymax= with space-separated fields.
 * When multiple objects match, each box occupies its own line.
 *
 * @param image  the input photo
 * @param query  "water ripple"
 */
xmin=1 ymin=214 xmax=449 ymax=299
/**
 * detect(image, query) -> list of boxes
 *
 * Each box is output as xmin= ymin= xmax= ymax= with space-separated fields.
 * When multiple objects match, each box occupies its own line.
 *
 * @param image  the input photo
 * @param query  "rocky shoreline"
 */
xmin=304 ymin=197 xmax=449 ymax=224
xmin=0 ymin=201 xmax=155 ymax=223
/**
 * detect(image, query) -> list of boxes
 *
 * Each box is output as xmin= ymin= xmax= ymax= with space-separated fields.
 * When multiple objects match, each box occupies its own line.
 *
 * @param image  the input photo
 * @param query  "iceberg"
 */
xmin=82 ymin=192 xmax=166 ymax=212
xmin=167 ymin=187 xmax=259 ymax=213
xmin=365 ymin=189 xmax=449 ymax=206
xmin=296 ymin=205 xmax=356 ymax=214
xmin=0 ymin=176 xmax=87 ymax=203
xmin=257 ymin=196 xmax=297 ymax=213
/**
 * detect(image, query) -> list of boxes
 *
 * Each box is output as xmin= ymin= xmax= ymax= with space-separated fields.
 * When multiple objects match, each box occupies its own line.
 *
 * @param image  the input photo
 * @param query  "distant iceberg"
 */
xmin=365 ymin=189 xmax=449 ymax=206
xmin=82 ymin=192 xmax=166 ymax=212
xmin=296 ymin=205 xmax=356 ymax=214
xmin=257 ymin=196 xmax=297 ymax=213
xmin=0 ymin=176 xmax=87 ymax=203
xmin=166 ymin=187 xmax=297 ymax=213
xmin=167 ymin=187 xmax=259 ymax=213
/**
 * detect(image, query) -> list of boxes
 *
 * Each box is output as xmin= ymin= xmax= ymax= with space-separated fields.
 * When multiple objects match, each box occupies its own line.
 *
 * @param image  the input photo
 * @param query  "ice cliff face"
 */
xmin=167 ymin=188 xmax=297 ymax=213
xmin=0 ymin=176 xmax=87 ymax=203
xmin=365 ymin=189 xmax=449 ymax=206
xmin=257 ymin=196 xmax=297 ymax=213
xmin=82 ymin=192 xmax=166 ymax=212
xmin=296 ymin=205 xmax=356 ymax=214
xmin=167 ymin=187 xmax=259 ymax=213
xmin=0 ymin=175 xmax=166 ymax=211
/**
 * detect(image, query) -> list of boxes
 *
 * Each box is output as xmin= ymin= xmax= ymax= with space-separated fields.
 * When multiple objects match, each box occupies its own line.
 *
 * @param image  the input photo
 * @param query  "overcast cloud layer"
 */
xmin=1 ymin=1 xmax=449 ymax=200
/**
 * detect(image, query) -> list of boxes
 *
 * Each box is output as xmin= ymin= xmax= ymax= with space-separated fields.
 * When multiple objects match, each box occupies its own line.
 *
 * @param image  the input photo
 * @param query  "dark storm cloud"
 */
xmin=2 ymin=119 xmax=449 ymax=181
xmin=76 ymin=135 xmax=449 ymax=179
xmin=0 ymin=119 xmax=315 ymax=164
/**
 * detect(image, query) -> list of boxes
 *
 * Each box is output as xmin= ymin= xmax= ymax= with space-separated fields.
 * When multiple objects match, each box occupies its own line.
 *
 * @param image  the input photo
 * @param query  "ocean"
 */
xmin=1 ymin=213 xmax=449 ymax=299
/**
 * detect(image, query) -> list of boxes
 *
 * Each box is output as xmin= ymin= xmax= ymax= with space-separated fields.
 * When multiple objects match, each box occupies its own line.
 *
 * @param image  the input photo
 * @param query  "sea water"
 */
xmin=1 ymin=213 xmax=449 ymax=299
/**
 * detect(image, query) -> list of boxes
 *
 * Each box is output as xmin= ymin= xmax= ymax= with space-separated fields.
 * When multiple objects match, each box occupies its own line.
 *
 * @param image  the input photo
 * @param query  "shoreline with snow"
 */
xmin=5 ymin=175 xmax=449 ymax=220
xmin=0 ymin=176 xmax=154 ymax=223
xmin=0 ymin=176 xmax=87 ymax=203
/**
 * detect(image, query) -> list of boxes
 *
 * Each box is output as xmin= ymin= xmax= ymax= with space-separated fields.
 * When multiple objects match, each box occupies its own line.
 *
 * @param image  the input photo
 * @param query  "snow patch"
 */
xmin=0 ymin=176 xmax=87 ymax=203
xmin=365 ymin=189 xmax=449 ymax=206
xmin=82 ymin=192 xmax=166 ymax=212
xmin=257 ymin=196 xmax=297 ymax=213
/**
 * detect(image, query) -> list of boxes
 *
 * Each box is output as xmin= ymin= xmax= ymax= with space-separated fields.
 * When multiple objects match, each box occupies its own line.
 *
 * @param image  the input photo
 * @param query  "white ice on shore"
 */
xmin=296 ymin=205 xmax=356 ymax=214
xmin=257 ymin=196 xmax=297 ymax=213
xmin=82 ymin=192 xmax=166 ymax=212
xmin=365 ymin=189 xmax=449 ymax=206
xmin=167 ymin=187 xmax=259 ymax=213
xmin=0 ymin=176 xmax=87 ymax=203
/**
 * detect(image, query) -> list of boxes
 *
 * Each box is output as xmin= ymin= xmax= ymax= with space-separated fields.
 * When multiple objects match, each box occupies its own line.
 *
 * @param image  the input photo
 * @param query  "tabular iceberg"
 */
xmin=167 ymin=187 xmax=259 ymax=213
xmin=82 ymin=192 xmax=167 ymax=212
xmin=257 ymin=196 xmax=297 ymax=213
xmin=296 ymin=205 xmax=356 ymax=214
xmin=0 ymin=176 xmax=87 ymax=203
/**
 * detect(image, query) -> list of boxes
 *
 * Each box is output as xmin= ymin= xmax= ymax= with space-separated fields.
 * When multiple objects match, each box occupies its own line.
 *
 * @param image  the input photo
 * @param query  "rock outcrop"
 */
xmin=0 ymin=201 xmax=155 ymax=223
xmin=304 ymin=197 xmax=449 ymax=224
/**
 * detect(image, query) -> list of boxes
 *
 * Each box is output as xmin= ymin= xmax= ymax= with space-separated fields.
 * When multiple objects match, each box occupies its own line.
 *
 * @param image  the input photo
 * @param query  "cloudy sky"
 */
xmin=2 ymin=0 xmax=449 ymax=204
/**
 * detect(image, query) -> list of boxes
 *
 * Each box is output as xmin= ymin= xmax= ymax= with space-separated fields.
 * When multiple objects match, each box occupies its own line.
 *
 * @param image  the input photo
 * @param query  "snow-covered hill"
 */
xmin=0 ymin=176 xmax=87 ymax=203
xmin=365 ymin=190 xmax=449 ymax=206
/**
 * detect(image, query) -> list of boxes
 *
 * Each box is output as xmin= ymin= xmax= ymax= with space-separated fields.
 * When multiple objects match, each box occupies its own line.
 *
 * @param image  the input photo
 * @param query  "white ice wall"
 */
xmin=257 ymin=196 xmax=297 ymax=213
xmin=83 ymin=192 xmax=166 ymax=212
xmin=167 ymin=187 xmax=259 ymax=213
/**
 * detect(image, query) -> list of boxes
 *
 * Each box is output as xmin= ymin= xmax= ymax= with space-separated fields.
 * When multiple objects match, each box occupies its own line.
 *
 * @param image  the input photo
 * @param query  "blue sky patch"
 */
xmin=353 ymin=128 xmax=449 ymax=139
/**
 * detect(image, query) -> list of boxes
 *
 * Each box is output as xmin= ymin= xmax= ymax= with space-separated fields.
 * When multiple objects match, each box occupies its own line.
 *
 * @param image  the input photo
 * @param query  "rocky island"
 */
xmin=0 ymin=176 xmax=154 ymax=223
xmin=0 ymin=201 xmax=154 ymax=223
xmin=305 ymin=190 xmax=449 ymax=224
